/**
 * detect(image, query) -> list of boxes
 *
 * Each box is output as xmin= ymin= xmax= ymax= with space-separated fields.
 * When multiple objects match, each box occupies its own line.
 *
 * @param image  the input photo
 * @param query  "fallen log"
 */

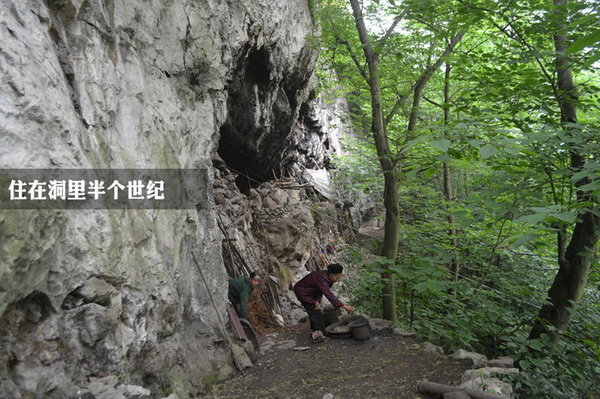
xmin=417 ymin=380 xmax=510 ymax=399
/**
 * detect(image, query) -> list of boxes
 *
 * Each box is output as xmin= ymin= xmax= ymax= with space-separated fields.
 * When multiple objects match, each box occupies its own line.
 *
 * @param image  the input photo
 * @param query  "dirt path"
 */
xmin=207 ymin=322 xmax=472 ymax=399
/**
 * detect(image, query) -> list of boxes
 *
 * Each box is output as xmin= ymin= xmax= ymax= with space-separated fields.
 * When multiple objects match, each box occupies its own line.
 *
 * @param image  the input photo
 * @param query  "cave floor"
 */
xmin=206 ymin=322 xmax=472 ymax=399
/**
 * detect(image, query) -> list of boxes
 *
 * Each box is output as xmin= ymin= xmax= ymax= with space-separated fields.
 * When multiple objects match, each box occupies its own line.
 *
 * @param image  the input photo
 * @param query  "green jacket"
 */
xmin=228 ymin=277 xmax=253 ymax=319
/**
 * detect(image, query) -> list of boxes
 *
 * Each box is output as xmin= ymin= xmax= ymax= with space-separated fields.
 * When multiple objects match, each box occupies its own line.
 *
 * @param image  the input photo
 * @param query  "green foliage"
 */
xmin=346 ymin=239 xmax=600 ymax=398
xmin=317 ymin=0 xmax=600 ymax=397
xmin=512 ymin=306 xmax=600 ymax=398
xmin=347 ymin=262 xmax=386 ymax=318
xmin=330 ymin=134 xmax=384 ymax=206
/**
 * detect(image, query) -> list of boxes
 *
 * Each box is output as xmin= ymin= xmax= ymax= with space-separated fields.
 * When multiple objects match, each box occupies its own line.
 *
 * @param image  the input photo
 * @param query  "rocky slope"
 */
xmin=0 ymin=0 xmax=328 ymax=397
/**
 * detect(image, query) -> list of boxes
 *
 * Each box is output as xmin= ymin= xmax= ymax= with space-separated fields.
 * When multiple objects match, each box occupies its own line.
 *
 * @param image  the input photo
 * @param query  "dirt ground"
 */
xmin=206 ymin=322 xmax=472 ymax=399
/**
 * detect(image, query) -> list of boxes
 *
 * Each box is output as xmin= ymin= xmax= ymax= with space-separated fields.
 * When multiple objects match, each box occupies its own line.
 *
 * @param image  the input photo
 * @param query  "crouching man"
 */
xmin=293 ymin=263 xmax=355 ymax=343
xmin=228 ymin=271 xmax=261 ymax=321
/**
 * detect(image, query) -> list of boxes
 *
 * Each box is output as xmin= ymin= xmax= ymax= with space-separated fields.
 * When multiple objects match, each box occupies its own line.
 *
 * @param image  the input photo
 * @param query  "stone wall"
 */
xmin=0 ymin=0 xmax=318 ymax=397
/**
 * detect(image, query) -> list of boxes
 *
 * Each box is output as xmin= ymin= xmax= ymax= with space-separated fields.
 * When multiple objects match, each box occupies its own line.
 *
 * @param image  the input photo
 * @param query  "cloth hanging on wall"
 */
xmin=302 ymin=168 xmax=337 ymax=200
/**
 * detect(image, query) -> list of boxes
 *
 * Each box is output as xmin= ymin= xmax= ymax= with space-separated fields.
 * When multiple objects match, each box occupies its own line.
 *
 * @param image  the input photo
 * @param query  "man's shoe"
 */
xmin=311 ymin=330 xmax=325 ymax=344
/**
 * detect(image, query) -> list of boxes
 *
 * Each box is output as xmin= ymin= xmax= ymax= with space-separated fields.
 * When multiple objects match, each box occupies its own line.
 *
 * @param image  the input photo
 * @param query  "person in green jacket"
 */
xmin=228 ymin=272 xmax=261 ymax=320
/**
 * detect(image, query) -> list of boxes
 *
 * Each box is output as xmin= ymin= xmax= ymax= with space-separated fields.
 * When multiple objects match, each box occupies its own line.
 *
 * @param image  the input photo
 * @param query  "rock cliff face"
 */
xmin=0 ymin=0 xmax=319 ymax=397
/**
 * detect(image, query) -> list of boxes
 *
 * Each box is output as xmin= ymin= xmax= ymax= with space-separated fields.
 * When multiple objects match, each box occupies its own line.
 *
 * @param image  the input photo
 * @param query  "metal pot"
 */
xmin=348 ymin=317 xmax=370 ymax=341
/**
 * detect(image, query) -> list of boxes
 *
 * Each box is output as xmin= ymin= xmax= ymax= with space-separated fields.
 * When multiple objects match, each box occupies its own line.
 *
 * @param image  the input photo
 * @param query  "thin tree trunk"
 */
xmin=349 ymin=0 xmax=398 ymax=322
xmin=528 ymin=0 xmax=600 ymax=350
xmin=442 ymin=63 xmax=460 ymax=287
xmin=407 ymin=32 xmax=465 ymax=135
xmin=348 ymin=0 xmax=467 ymax=321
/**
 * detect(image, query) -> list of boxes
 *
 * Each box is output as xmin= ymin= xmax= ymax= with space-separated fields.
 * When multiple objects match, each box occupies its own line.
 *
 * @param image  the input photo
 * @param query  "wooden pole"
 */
xmin=191 ymin=250 xmax=246 ymax=373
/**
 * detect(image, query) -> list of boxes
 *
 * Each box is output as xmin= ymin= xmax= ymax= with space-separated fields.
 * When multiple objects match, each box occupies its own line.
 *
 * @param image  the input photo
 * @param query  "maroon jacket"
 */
xmin=293 ymin=270 xmax=343 ymax=308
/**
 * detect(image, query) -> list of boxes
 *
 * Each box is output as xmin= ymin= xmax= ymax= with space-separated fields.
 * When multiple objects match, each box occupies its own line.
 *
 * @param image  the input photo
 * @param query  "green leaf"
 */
xmin=447 ymin=148 xmax=462 ymax=158
xmin=424 ymin=168 xmax=438 ymax=179
xmin=530 ymin=358 xmax=546 ymax=367
xmin=528 ymin=339 xmax=546 ymax=351
xmin=581 ymin=52 xmax=600 ymax=69
xmin=567 ymin=30 xmax=600 ymax=54
xmin=519 ymin=359 xmax=531 ymax=370
xmin=578 ymin=181 xmax=600 ymax=192
xmin=413 ymin=281 xmax=432 ymax=293
xmin=430 ymin=139 xmax=452 ymax=152
xmin=509 ymin=233 xmax=541 ymax=246
xmin=530 ymin=206 xmax=553 ymax=213
xmin=504 ymin=146 xmax=522 ymax=156
xmin=521 ymin=149 xmax=540 ymax=157
xmin=479 ymin=144 xmax=497 ymax=159
xmin=436 ymin=153 xmax=452 ymax=162
xmin=402 ymin=135 xmax=429 ymax=151
xmin=552 ymin=212 xmax=576 ymax=223
xmin=516 ymin=212 xmax=547 ymax=225
xmin=571 ymin=170 xmax=589 ymax=182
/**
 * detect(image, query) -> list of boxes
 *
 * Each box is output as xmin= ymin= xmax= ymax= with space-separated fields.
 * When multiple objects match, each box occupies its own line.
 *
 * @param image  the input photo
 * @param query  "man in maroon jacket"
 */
xmin=293 ymin=263 xmax=355 ymax=343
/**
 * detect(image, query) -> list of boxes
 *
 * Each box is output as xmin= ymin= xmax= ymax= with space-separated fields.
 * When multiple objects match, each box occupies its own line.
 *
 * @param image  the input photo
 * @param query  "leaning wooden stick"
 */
xmin=191 ymin=250 xmax=246 ymax=373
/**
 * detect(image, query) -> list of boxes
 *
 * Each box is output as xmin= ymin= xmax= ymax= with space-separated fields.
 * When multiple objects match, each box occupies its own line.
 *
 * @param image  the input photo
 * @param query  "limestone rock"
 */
xmin=462 ymin=367 xmax=520 ymax=383
xmin=460 ymin=376 xmax=514 ymax=398
xmin=487 ymin=356 xmax=515 ymax=368
xmin=422 ymin=342 xmax=445 ymax=355
xmin=0 ymin=0 xmax=318 ymax=397
xmin=459 ymin=363 xmax=518 ymax=398
xmin=451 ymin=349 xmax=489 ymax=367
xmin=116 ymin=384 xmax=152 ymax=399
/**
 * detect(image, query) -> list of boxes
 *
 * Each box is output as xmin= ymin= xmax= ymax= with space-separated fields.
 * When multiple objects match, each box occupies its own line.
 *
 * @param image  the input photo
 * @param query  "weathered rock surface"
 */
xmin=213 ymin=159 xmax=320 ymax=324
xmin=0 ymin=0 xmax=319 ymax=397
xmin=451 ymin=349 xmax=489 ymax=368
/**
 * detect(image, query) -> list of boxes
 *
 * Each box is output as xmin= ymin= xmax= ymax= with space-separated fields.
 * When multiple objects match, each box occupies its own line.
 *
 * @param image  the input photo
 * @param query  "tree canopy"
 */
xmin=315 ymin=0 xmax=600 ymax=397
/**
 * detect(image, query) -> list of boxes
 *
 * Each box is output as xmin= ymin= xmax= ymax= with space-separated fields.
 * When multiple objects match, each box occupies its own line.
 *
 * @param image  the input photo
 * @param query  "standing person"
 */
xmin=293 ymin=263 xmax=355 ymax=343
xmin=228 ymin=272 xmax=261 ymax=320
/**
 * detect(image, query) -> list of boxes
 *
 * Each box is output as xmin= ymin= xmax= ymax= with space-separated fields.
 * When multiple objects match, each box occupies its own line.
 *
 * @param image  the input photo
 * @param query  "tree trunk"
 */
xmin=407 ymin=33 xmax=465 ymax=135
xmin=348 ymin=0 xmax=466 ymax=321
xmin=529 ymin=215 xmax=598 ymax=347
xmin=528 ymin=0 xmax=600 ymax=350
xmin=442 ymin=63 xmax=460 ymax=286
xmin=349 ymin=0 xmax=399 ymax=322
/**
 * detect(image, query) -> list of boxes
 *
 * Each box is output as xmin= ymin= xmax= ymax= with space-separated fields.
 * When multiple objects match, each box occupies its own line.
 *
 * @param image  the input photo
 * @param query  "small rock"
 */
xmin=322 ymin=394 xmax=334 ymax=399
xmin=90 ymin=386 xmax=127 ymax=399
xmin=275 ymin=339 xmax=298 ymax=350
xmin=293 ymin=346 xmax=310 ymax=351
xmin=460 ymin=376 xmax=513 ymax=398
xmin=393 ymin=328 xmax=416 ymax=337
xmin=89 ymin=376 xmax=119 ymax=389
xmin=74 ymin=392 xmax=96 ymax=399
xmin=487 ymin=356 xmax=514 ymax=368
xmin=368 ymin=318 xmax=395 ymax=332
xmin=39 ymin=350 xmax=60 ymax=365
xmin=422 ymin=342 xmax=444 ymax=354
xmin=260 ymin=340 xmax=276 ymax=352
xmin=0 ymin=380 xmax=22 ymax=399
xmin=451 ymin=349 xmax=488 ymax=367
xmin=88 ymin=381 xmax=127 ymax=399
xmin=462 ymin=367 xmax=519 ymax=382
xmin=116 ymin=384 xmax=151 ymax=399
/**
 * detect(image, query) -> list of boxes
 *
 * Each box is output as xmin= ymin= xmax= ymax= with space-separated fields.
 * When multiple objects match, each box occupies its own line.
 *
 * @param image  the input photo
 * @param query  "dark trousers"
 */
xmin=301 ymin=302 xmax=325 ymax=333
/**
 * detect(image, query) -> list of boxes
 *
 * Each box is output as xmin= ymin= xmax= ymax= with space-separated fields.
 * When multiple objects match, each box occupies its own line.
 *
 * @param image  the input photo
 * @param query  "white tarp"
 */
xmin=302 ymin=168 xmax=337 ymax=200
